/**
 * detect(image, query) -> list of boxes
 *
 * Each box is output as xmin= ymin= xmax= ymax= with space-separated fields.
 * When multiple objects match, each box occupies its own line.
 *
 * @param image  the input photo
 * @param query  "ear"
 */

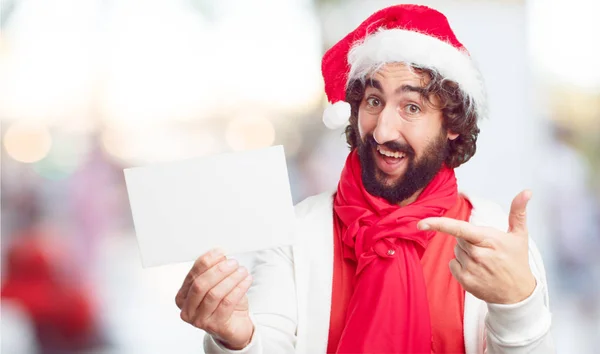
xmin=447 ymin=131 xmax=459 ymax=141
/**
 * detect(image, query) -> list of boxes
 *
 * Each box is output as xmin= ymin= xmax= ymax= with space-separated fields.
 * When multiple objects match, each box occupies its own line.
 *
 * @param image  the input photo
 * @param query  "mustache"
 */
xmin=365 ymin=134 xmax=415 ymax=157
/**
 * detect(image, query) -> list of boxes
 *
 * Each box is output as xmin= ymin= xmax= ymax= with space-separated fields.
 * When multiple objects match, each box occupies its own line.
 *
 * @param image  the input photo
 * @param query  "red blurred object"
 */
xmin=1 ymin=228 xmax=98 ymax=351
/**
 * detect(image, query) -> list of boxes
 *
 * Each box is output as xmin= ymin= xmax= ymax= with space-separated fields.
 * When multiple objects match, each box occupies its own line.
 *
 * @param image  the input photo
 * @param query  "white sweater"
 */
xmin=204 ymin=192 xmax=554 ymax=353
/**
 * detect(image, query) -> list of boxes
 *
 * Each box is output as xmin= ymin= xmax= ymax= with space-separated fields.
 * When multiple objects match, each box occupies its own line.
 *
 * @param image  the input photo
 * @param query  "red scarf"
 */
xmin=329 ymin=150 xmax=458 ymax=353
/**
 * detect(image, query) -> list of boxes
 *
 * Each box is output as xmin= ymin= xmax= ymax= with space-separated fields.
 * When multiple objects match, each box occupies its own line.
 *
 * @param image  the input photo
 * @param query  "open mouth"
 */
xmin=374 ymin=145 xmax=408 ymax=174
xmin=376 ymin=145 xmax=406 ymax=159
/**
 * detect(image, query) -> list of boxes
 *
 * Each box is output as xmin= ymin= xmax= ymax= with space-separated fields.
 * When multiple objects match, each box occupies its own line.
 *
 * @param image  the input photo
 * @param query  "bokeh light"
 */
xmin=32 ymin=132 xmax=91 ymax=180
xmin=3 ymin=121 xmax=53 ymax=163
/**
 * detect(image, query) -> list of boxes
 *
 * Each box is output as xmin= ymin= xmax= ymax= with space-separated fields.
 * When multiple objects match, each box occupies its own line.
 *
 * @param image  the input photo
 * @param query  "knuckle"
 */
xmin=205 ymin=289 xmax=222 ymax=302
xmin=193 ymin=318 xmax=206 ymax=329
xmin=483 ymin=236 xmax=496 ymax=247
xmin=469 ymin=248 xmax=482 ymax=263
xmin=191 ymin=281 xmax=203 ymax=293
xmin=175 ymin=295 xmax=183 ymax=309
xmin=217 ymin=262 xmax=230 ymax=273
xmin=458 ymin=272 xmax=472 ymax=286
xmin=220 ymin=295 xmax=235 ymax=308
xmin=511 ymin=210 xmax=526 ymax=221
xmin=191 ymin=279 xmax=209 ymax=295
xmin=487 ymin=239 xmax=500 ymax=250
xmin=180 ymin=311 xmax=190 ymax=323
xmin=198 ymin=256 xmax=212 ymax=269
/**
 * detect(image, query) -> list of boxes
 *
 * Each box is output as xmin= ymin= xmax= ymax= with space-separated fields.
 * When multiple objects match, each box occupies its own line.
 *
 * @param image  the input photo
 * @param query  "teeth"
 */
xmin=377 ymin=146 xmax=405 ymax=158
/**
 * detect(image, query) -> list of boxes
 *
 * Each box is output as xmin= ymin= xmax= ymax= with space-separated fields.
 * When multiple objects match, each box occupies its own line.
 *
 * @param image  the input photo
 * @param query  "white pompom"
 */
xmin=322 ymin=101 xmax=351 ymax=130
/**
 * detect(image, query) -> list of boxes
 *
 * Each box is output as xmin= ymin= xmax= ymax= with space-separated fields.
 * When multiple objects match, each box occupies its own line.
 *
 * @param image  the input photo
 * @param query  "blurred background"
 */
xmin=1 ymin=0 xmax=598 ymax=353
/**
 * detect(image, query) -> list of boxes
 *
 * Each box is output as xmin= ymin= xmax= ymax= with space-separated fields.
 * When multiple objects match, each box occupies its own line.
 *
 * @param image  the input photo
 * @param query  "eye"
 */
xmin=366 ymin=97 xmax=382 ymax=107
xmin=405 ymin=104 xmax=421 ymax=114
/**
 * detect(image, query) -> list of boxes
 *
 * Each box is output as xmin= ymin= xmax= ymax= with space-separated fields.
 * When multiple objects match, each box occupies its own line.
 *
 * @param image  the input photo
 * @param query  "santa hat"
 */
xmin=321 ymin=4 xmax=486 ymax=129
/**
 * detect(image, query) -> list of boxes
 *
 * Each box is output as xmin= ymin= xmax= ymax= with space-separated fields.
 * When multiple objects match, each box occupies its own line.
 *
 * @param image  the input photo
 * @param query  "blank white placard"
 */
xmin=124 ymin=145 xmax=295 ymax=268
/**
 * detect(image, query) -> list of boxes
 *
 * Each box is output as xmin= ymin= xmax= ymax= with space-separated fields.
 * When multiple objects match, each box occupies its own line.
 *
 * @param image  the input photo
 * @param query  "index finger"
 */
xmin=176 ymin=248 xmax=226 ymax=309
xmin=418 ymin=217 xmax=485 ymax=244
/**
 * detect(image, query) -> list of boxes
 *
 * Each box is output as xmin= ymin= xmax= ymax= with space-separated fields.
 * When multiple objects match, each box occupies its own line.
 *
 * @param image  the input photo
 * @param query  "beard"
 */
xmin=357 ymin=131 xmax=449 ymax=205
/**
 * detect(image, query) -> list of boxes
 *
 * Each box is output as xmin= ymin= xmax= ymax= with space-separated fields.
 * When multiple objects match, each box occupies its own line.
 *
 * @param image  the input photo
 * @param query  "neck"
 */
xmin=398 ymin=188 xmax=424 ymax=207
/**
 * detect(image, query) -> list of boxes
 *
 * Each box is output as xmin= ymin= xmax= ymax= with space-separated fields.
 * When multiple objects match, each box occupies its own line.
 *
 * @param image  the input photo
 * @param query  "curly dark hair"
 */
xmin=344 ymin=67 xmax=480 ymax=169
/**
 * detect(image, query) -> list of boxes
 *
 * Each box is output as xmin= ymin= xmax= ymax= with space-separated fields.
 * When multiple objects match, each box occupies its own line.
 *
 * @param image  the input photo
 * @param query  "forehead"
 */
xmin=366 ymin=63 xmax=429 ymax=88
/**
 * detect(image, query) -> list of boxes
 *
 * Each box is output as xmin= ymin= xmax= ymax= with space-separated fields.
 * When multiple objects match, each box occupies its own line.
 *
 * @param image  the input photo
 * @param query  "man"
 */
xmin=175 ymin=5 xmax=554 ymax=353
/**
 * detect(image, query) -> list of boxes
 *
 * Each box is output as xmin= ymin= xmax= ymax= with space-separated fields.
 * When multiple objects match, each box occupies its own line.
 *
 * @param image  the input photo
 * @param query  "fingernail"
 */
xmin=225 ymin=259 xmax=238 ymax=268
xmin=237 ymin=266 xmax=248 ymax=274
xmin=418 ymin=222 xmax=430 ymax=231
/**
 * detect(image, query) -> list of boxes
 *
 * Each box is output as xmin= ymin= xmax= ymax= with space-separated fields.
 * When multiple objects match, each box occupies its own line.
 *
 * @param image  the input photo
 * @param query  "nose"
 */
xmin=372 ymin=104 xmax=401 ymax=145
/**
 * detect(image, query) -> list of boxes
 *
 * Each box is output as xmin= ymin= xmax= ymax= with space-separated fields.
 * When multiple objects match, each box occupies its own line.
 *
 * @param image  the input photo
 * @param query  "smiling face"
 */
xmin=356 ymin=63 xmax=459 ymax=205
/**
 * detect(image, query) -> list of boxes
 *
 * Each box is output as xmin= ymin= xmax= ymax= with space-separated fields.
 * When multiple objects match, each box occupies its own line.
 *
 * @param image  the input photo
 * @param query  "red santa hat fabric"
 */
xmin=321 ymin=4 xmax=486 ymax=129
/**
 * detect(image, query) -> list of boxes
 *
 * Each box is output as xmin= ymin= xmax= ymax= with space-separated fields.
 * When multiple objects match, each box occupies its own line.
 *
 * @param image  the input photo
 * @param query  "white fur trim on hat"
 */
xmin=323 ymin=101 xmax=351 ymax=130
xmin=347 ymin=28 xmax=487 ymax=120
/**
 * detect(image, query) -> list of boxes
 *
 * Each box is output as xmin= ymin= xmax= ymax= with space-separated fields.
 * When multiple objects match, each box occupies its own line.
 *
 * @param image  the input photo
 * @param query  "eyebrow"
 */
xmin=365 ymin=78 xmax=427 ymax=99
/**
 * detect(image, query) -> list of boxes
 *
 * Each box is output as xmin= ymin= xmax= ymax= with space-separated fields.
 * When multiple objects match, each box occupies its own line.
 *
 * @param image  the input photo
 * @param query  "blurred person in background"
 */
xmin=541 ymin=122 xmax=600 ymax=349
xmin=174 ymin=4 xmax=553 ymax=354
xmin=1 ymin=221 xmax=104 ymax=353
xmin=544 ymin=124 xmax=600 ymax=296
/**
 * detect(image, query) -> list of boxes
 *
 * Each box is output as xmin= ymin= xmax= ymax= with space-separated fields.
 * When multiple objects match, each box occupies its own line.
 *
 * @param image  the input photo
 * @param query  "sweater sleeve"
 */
xmin=203 ymin=247 xmax=297 ymax=354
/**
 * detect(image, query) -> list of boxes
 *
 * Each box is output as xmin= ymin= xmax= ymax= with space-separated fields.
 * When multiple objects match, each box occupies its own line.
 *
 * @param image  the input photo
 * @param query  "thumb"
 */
xmin=508 ymin=190 xmax=532 ymax=235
